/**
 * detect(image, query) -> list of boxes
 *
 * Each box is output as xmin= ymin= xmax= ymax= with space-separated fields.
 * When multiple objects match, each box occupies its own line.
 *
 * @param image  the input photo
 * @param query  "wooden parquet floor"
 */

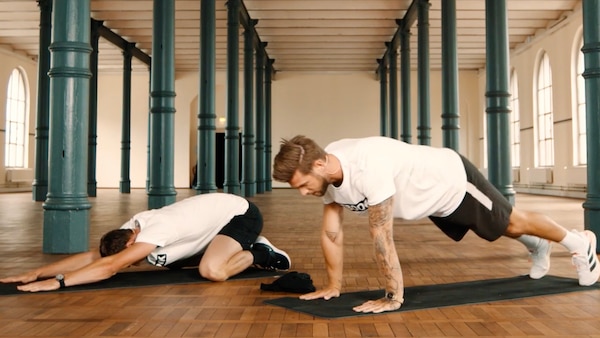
xmin=0 ymin=189 xmax=599 ymax=337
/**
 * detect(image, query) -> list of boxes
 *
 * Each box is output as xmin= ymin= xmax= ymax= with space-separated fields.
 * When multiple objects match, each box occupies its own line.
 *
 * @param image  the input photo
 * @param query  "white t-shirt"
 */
xmin=323 ymin=137 xmax=467 ymax=220
xmin=119 ymin=193 xmax=249 ymax=266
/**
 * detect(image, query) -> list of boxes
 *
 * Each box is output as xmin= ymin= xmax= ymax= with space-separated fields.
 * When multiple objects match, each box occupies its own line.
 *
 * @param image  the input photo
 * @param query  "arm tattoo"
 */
xmin=326 ymin=231 xmax=338 ymax=242
xmin=369 ymin=197 xmax=403 ymax=294
xmin=369 ymin=198 xmax=393 ymax=229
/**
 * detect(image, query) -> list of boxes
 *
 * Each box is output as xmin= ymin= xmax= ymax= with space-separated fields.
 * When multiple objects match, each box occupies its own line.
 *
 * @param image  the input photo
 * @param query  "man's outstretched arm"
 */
xmin=353 ymin=197 xmax=404 ymax=313
xmin=300 ymin=202 xmax=344 ymax=300
xmin=13 ymin=242 xmax=156 ymax=292
xmin=0 ymin=250 xmax=101 ymax=284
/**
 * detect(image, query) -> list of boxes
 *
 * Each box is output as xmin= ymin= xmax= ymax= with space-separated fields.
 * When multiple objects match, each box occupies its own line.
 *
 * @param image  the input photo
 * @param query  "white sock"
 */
xmin=516 ymin=234 xmax=543 ymax=251
xmin=559 ymin=230 xmax=586 ymax=253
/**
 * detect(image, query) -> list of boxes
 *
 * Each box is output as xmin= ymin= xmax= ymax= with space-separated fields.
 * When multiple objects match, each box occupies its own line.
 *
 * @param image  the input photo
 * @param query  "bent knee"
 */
xmin=198 ymin=263 xmax=228 ymax=282
xmin=505 ymin=208 xmax=530 ymax=237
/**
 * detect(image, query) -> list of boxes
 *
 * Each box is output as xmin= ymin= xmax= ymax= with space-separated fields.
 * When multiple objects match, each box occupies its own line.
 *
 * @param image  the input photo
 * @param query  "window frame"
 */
xmin=535 ymin=52 xmax=555 ymax=167
xmin=4 ymin=67 xmax=29 ymax=168
xmin=574 ymin=35 xmax=587 ymax=166
xmin=509 ymin=68 xmax=521 ymax=168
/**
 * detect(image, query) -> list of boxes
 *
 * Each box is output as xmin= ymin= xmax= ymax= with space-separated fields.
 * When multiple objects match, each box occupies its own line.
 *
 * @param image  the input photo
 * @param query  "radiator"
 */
xmin=528 ymin=168 xmax=553 ymax=184
xmin=512 ymin=168 xmax=520 ymax=183
xmin=5 ymin=168 xmax=34 ymax=183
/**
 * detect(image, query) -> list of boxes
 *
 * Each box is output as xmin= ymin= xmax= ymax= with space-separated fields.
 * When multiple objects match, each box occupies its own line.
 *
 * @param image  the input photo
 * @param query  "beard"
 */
xmin=312 ymin=173 xmax=330 ymax=197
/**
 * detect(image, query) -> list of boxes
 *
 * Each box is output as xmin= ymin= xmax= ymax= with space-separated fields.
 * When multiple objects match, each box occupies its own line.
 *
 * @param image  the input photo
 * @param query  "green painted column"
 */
xmin=485 ymin=0 xmax=515 ymax=204
xmin=242 ymin=24 xmax=256 ymax=197
xmin=147 ymin=0 xmax=177 ymax=208
xmin=224 ymin=0 xmax=241 ymax=194
xmin=441 ymin=0 xmax=460 ymax=151
xmin=146 ymin=69 xmax=151 ymax=192
xmin=378 ymin=59 xmax=388 ymax=137
xmin=582 ymin=0 xmax=600 ymax=247
xmin=120 ymin=42 xmax=134 ymax=194
xmin=197 ymin=0 xmax=217 ymax=193
xmin=387 ymin=42 xmax=398 ymax=139
xmin=417 ymin=0 xmax=431 ymax=145
xmin=32 ymin=0 xmax=52 ymax=202
xmin=256 ymin=46 xmax=266 ymax=194
xmin=43 ymin=0 xmax=92 ymax=253
xmin=265 ymin=59 xmax=274 ymax=191
xmin=400 ymin=29 xmax=412 ymax=143
xmin=87 ymin=19 xmax=100 ymax=198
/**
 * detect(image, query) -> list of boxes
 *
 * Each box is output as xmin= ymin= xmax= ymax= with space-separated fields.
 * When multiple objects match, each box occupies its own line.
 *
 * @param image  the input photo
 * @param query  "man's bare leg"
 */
xmin=199 ymin=235 xmax=253 ymax=282
xmin=507 ymin=208 xmax=599 ymax=285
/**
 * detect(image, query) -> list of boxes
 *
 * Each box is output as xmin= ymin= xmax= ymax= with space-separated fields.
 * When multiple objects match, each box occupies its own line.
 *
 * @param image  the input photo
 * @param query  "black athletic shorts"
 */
xmin=218 ymin=201 xmax=263 ymax=250
xmin=429 ymin=154 xmax=512 ymax=242
xmin=166 ymin=201 xmax=262 ymax=269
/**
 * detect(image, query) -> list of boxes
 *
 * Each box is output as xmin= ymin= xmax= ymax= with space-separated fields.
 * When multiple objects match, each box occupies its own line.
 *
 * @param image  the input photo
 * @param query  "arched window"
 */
xmin=4 ymin=67 xmax=28 ymax=168
xmin=535 ymin=52 xmax=554 ymax=167
xmin=575 ymin=36 xmax=586 ymax=165
xmin=510 ymin=69 xmax=520 ymax=168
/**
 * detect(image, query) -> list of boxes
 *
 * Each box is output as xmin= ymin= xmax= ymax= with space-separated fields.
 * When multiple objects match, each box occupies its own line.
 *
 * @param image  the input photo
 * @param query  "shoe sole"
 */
xmin=529 ymin=240 xmax=552 ymax=280
xmin=580 ymin=230 xmax=600 ymax=286
xmin=254 ymin=236 xmax=291 ymax=270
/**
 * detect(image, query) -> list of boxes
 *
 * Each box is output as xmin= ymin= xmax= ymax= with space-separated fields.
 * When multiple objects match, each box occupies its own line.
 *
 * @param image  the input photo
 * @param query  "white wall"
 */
xmin=94 ymin=67 xmax=480 ymax=189
xmin=269 ymin=70 xmax=480 ymax=187
xmin=96 ymin=70 xmax=151 ymax=188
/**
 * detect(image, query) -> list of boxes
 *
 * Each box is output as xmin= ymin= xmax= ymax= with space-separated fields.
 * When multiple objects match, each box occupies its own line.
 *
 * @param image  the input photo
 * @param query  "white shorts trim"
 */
xmin=466 ymin=182 xmax=493 ymax=211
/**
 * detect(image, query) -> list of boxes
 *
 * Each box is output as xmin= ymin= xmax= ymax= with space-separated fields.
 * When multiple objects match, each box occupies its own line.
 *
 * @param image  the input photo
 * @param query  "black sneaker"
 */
xmin=252 ymin=236 xmax=291 ymax=270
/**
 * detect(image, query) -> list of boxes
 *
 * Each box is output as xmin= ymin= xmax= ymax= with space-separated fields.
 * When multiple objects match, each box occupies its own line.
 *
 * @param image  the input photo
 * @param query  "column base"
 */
xmin=43 ymin=208 xmax=90 ymax=254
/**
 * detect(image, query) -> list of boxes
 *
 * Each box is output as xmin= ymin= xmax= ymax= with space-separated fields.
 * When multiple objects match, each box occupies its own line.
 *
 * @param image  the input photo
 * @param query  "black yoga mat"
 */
xmin=264 ymin=275 xmax=600 ymax=319
xmin=0 ymin=267 xmax=282 ymax=295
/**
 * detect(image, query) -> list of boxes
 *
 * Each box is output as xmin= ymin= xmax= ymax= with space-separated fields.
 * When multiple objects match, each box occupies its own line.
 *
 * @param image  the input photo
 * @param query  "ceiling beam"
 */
xmin=240 ymin=0 xmax=274 ymax=74
xmin=94 ymin=18 xmax=151 ymax=66
xmin=376 ymin=0 xmax=420 ymax=73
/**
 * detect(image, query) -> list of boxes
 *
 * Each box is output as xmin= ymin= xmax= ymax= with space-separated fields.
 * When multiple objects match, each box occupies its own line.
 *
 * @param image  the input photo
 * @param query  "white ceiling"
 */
xmin=0 ymin=0 xmax=582 ymax=73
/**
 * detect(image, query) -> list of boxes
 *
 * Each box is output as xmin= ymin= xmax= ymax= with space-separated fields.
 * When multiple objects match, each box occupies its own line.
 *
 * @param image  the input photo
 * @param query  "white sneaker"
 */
xmin=529 ymin=239 xmax=552 ymax=279
xmin=252 ymin=236 xmax=291 ymax=270
xmin=571 ymin=230 xmax=600 ymax=286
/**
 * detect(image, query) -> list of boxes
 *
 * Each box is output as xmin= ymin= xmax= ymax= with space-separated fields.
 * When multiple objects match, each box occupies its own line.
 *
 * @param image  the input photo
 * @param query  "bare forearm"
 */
xmin=13 ymin=242 xmax=155 ymax=292
xmin=369 ymin=198 xmax=404 ymax=300
xmin=321 ymin=203 xmax=345 ymax=291
xmin=372 ymin=229 xmax=403 ymax=299
xmin=61 ymin=259 xmax=121 ymax=287
xmin=34 ymin=251 xmax=100 ymax=278
xmin=61 ymin=242 xmax=157 ymax=287
xmin=321 ymin=229 xmax=344 ymax=291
